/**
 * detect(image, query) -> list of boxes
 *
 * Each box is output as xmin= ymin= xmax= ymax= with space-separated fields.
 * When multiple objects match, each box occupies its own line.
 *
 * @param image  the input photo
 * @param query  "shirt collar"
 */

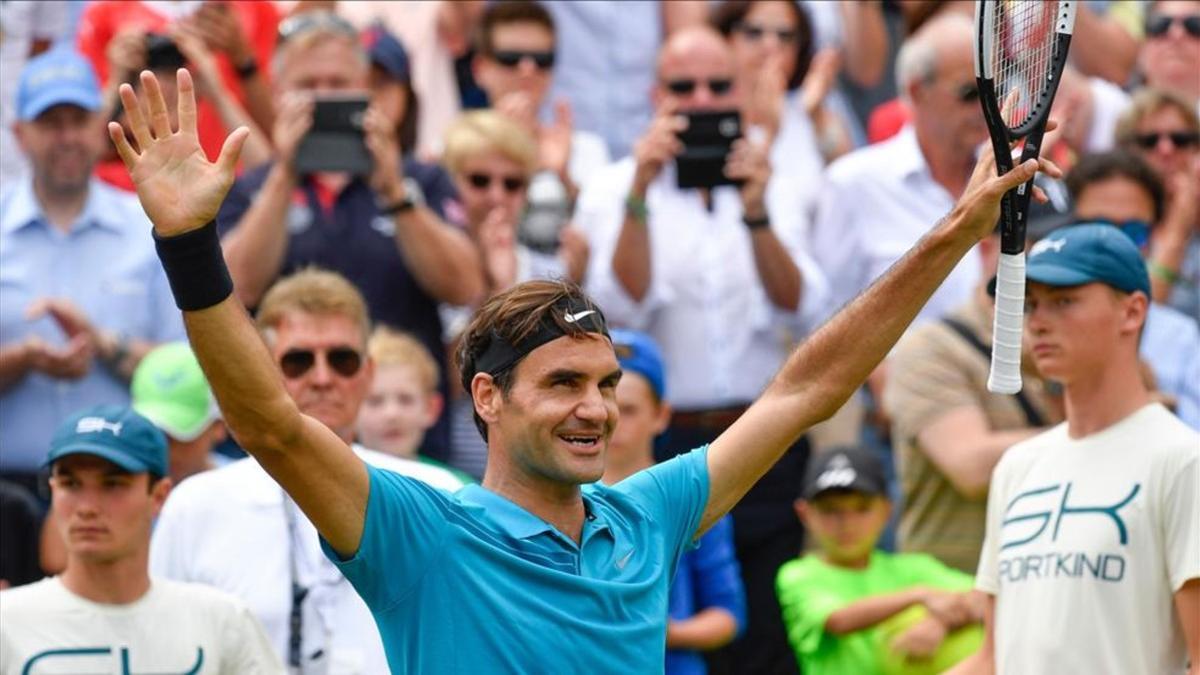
xmin=884 ymin=126 xmax=932 ymax=182
xmin=458 ymin=485 xmax=557 ymax=540
xmin=0 ymin=177 xmax=123 ymax=236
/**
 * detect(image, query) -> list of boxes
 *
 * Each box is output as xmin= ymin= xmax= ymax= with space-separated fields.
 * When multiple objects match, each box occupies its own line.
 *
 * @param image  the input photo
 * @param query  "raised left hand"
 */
xmin=952 ymin=126 xmax=1063 ymax=243
xmin=724 ymin=138 xmax=771 ymax=219
xmin=539 ymin=99 xmax=574 ymax=179
xmin=364 ymin=106 xmax=405 ymax=201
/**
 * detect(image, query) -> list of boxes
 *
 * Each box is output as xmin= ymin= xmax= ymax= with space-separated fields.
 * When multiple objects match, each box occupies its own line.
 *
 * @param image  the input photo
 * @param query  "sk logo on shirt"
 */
xmin=997 ymin=481 xmax=1141 ymax=584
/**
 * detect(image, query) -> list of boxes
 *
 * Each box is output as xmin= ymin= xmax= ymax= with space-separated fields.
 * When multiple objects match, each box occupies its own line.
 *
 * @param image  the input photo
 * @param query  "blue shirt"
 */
xmin=666 ymin=514 xmax=746 ymax=675
xmin=1142 ymin=302 xmax=1200 ymax=430
xmin=0 ymin=178 xmax=184 ymax=472
xmin=323 ymin=446 xmax=711 ymax=674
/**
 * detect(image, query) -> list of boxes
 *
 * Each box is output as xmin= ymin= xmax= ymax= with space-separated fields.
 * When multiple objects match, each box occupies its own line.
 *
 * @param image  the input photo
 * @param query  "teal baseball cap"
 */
xmin=610 ymin=329 xmax=666 ymax=399
xmin=132 ymin=342 xmax=219 ymax=442
xmin=1026 ymin=223 xmax=1151 ymax=296
xmin=47 ymin=405 xmax=169 ymax=476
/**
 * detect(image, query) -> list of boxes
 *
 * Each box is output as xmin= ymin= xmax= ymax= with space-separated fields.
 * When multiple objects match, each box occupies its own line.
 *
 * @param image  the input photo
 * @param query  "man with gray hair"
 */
xmin=809 ymin=12 xmax=989 ymax=326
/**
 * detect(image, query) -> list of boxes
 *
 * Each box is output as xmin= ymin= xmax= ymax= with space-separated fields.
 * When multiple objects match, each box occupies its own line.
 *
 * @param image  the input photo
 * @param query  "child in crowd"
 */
xmin=357 ymin=327 xmax=473 ymax=483
xmin=777 ymin=448 xmax=983 ymax=675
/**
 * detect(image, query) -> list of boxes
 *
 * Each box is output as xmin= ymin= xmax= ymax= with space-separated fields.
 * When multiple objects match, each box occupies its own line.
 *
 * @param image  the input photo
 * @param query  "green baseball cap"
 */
xmin=131 ymin=342 xmax=219 ymax=442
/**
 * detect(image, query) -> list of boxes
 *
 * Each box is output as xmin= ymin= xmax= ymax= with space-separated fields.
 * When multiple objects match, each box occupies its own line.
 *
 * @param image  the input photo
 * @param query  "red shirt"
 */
xmin=77 ymin=0 xmax=279 ymax=167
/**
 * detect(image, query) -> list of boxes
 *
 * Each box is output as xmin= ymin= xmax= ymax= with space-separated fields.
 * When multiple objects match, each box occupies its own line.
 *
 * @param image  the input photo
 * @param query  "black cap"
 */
xmin=803 ymin=447 xmax=888 ymax=500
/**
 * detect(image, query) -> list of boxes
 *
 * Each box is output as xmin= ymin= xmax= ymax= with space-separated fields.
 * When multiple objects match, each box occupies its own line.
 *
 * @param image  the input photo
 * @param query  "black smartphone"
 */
xmin=675 ymin=109 xmax=742 ymax=190
xmin=144 ymin=34 xmax=187 ymax=72
xmin=294 ymin=95 xmax=372 ymax=176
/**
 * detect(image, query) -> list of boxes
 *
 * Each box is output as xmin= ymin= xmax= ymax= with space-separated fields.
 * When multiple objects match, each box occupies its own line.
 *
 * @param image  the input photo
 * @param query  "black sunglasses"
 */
xmin=664 ymin=78 xmax=734 ymax=96
xmin=492 ymin=50 xmax=556 ymax=69
xmin=1132 ymin=131 xmax=1200 ymax=150
xmin=279 ymin=347 xmax=363 ymax=379
xmin=735 ymin=21 xmax=799 ymax=44
xmin=466 ymin=173 xmax=526 ymax=193
xmin=1146 ymin=14 xmax=1200 ymax=38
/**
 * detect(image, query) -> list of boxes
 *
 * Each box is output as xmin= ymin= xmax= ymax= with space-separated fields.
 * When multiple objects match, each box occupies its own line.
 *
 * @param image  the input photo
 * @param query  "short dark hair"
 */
xmin=1066 ymin=150 xmax=1166 ymax=224
xmin=456 ymin=280 xmax=604 ymax=440
xmin=710 ymin=0 xmax=813 ymax=90
xmin=477 ymin=1 xmax=556 ymax=57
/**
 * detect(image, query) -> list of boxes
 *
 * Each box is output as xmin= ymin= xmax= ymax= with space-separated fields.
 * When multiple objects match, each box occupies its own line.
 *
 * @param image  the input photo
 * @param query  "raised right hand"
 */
xmin=108 ymin=69 xmax=249 ymax=237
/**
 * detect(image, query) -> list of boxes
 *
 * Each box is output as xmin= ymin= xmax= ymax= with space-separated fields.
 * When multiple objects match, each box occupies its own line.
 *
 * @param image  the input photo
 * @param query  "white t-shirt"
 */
xmin=0 ymin=576 xmax=282 ymax=675
xmin=150 ymin=445 xmax=464 ymax=675
xmin=976 ymin=403 xmax=1200 ymax=675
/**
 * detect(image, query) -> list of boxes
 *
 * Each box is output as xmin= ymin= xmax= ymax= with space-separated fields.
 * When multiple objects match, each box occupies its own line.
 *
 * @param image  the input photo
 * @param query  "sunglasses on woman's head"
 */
xmin=492 ymin=50 xmax=556 ymax=69
xmin=279 ymin=347 xmax=363 ymax=379
xmin=664 ymin=78 xmax=734 ymax=96
xmin=1132 ymin=131 xmax=1200 ymax=150
xmin=277 ymin=12 xmax=359 ymax=44
xmin=466 ymin=173 xmax=526 ymax=193
xmin=1146 ymin=14 xmax=1200 ymax=38
xmin=735 ymin=22 xmax=799 ymax=44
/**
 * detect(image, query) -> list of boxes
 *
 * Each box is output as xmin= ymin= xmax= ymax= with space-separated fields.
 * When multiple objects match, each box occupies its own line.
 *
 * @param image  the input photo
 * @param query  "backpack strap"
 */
xmin=940 ymin=317 xmax=1047 ymax=428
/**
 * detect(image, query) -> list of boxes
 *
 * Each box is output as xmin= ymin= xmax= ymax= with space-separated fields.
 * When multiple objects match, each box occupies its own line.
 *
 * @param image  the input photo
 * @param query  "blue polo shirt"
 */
xmin=0 ymin=178 xmax=184 ymax=472
xmin=323 ymin=446 xmax=711 ymax=674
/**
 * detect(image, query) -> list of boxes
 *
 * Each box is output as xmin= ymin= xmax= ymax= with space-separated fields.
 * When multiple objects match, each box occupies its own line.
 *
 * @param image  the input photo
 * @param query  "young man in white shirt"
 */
xmin=0 ymin=405 xmax=281 ymax=675
xmin=951 ymin=224 xmax=1200 ymax=675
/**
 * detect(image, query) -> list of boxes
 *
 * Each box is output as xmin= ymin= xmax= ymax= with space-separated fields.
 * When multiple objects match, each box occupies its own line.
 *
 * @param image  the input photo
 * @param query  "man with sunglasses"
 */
xmin=1063 ymin=150 xmax=1200 ymax=430
xmin=576 ymin=25 xmax=828 ymax=675
xmin=472 ymin=1 xmax=610 ymax=202
xmin=150 ymin=269 xmax=464 ymax=674
xmin=215 ymin=12 xmax=485 ymax=463
xmin=1139 ymin=0 xmax=1200 ymax=107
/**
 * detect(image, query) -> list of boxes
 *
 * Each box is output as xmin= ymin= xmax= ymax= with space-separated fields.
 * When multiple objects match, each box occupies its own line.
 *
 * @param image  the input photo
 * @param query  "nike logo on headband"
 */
xmin=564 ymin=310 xmax=597 ymax=323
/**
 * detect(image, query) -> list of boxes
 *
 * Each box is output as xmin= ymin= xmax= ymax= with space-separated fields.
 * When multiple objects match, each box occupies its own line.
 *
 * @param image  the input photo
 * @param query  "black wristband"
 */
xmin=743 ymin=214 xmax=770 ymax=230
xmin=153 ymin=221 xmax=235 ymax=311
xmin=378 ymin=195 xmax=416 ymax=216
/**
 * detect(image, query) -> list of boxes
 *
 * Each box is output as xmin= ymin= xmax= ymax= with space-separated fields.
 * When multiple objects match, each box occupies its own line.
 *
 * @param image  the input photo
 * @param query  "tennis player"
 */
xmin=949 ymin=224 xmax=1200 ymax=675
xmin=107 ymin=68 xmax=1059 ymax=674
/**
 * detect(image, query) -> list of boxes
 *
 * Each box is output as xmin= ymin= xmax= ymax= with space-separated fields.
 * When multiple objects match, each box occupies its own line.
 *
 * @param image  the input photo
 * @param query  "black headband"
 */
xmin=472 ymin=298 xmax=610 ymax=378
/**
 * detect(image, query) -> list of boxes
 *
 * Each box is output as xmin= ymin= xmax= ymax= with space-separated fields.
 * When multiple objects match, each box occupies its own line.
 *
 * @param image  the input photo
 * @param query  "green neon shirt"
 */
xmin=776 ymin=550 xmax=982 ymax=675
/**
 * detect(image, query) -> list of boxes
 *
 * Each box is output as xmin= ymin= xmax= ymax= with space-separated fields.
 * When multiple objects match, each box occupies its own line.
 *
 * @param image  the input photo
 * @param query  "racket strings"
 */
xmin=992 ymin=0 xmax=1059 ymax=130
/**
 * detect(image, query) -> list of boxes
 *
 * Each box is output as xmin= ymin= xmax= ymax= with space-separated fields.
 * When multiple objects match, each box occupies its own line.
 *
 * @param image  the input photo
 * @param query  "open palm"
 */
xmin=108 ymin=69 xmax=248 ymax=237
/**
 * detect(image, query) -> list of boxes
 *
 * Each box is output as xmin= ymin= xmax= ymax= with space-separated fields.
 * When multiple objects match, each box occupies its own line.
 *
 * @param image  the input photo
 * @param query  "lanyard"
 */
xmin=283 ymin=494 xmax=309 ymax=671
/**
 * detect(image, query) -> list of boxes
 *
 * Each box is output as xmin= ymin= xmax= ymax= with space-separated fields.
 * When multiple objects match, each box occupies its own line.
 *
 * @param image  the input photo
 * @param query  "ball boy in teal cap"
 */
xmin=0 ymin=405 xmax=281 ymax=673
xmin=954 ymin=224 xmax=1200 ymax=675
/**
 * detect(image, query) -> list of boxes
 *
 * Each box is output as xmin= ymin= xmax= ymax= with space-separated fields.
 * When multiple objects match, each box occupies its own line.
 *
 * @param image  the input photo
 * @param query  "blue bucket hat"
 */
xmin=610 ymin=329 xmax=666 ymax=400
xmin=16 ymin=48 xmax=101 ymax=121
xmin=1026 ymin=223 xmax=1151 ymax=296
xmin=47 ymin=405 xmax=169 ymax=477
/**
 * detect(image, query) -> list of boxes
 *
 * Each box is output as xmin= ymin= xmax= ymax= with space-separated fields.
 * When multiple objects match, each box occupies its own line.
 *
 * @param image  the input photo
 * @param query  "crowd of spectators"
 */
xmin=0 ymin=1 xmax=1196 ymax=674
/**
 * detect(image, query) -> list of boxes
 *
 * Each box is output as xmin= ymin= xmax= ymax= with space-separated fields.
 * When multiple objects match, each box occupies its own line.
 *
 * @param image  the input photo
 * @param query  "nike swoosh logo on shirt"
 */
xmin=615 ymin=549 xmax=635 ymax=570
xmin=564 ymin=310 xmax=597 ymax=323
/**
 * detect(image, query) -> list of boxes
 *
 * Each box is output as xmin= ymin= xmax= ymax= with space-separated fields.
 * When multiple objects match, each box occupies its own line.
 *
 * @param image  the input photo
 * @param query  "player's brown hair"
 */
xmin=456 ymin=279 xmax=605 ymax=439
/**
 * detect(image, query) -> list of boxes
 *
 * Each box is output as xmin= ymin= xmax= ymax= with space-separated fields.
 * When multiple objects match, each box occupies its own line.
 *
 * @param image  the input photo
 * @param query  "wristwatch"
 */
xmin=743 ymin=214 xmax=770 ymax=230
xmin=378 ymin=178 xmax=426 ymax=216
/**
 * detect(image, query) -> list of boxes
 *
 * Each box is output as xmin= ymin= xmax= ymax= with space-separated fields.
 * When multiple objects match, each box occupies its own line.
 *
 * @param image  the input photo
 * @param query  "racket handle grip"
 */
xmin=988 ymin=252 xmax=1026 ymax=394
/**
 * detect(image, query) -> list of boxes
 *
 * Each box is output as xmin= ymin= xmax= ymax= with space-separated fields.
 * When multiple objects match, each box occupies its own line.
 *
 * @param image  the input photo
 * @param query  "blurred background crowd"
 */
xmin=0 ymin=1 xmax=1197 ymax=674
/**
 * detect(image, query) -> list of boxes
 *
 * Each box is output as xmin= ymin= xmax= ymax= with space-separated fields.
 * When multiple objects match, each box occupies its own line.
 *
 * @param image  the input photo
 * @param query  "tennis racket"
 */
xmin=975 ymin=0 xmax=1076 ymax=394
